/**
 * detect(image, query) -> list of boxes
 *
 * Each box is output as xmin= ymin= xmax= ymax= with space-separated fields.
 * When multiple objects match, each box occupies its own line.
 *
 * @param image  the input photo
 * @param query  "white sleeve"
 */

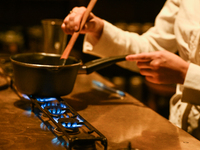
xmin=82 ymin=0 xmax=179 ymax=71
xmin=182 ymin=63 xmax=200 ymax=105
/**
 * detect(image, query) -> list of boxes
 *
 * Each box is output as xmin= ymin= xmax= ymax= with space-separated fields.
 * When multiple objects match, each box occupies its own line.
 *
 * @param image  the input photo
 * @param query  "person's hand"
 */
xmin=126 ymin=50 xmax=190 ymax=84
xmin=61 ymin=7 xmax=104 ymax=40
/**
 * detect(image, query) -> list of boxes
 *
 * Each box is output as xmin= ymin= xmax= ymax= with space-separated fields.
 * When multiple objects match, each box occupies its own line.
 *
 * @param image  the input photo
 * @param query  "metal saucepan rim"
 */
xmin=10 ymin=53 xmax=82 ymax=68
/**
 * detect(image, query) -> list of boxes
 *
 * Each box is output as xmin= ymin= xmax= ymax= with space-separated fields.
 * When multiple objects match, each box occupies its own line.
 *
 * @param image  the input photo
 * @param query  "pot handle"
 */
xmin=78 ymin=55 xmax=127 ymax=74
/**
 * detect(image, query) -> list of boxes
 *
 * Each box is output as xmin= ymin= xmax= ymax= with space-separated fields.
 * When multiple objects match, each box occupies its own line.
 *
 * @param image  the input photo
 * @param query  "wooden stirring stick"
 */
xmin=61 ymin=0 xmax=97 ymax=60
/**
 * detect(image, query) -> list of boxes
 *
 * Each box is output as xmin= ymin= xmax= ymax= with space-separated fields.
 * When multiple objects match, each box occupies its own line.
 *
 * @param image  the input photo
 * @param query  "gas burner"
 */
xmin=58 ymin=118 xmax=83 ymax=134
xmin=36 ymin=97 xmax=57 ymax=102
xmin=44 ymin=103 xmax=67 ymax=116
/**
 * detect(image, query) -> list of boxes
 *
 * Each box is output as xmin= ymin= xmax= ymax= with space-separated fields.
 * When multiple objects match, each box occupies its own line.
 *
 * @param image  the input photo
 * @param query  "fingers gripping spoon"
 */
xmin=61 ymin=0 xmax=98 ymax=64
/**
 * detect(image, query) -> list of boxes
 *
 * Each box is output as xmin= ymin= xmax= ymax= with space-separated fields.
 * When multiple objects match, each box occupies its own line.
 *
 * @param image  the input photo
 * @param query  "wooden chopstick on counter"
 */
xmin=61 ymin=0 xmax=97 ymax=60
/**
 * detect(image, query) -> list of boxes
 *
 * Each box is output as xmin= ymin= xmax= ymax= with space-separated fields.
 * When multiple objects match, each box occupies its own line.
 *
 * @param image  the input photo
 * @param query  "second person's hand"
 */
xmin=126 ymin=50 xmax=190 ymax=85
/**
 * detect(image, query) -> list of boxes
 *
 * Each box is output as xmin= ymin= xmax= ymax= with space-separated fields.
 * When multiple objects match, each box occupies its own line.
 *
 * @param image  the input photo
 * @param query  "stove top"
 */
xmin=23 ymin=95 xmax=108 ymax=150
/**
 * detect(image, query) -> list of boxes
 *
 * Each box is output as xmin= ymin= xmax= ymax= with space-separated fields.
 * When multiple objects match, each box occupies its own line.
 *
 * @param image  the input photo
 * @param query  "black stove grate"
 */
xmin=27 ymin=96 xmax=107 ymax=150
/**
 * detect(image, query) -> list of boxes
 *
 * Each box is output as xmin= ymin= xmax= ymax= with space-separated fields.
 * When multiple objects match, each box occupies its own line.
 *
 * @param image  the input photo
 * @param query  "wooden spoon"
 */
xmin=61 ymin=0 xmax=97 ymax=60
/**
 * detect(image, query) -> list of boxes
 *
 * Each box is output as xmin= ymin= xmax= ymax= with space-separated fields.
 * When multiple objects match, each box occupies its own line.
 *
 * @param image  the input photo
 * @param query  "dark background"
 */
xmin=0 ymin=0 xmax=166 ymax=26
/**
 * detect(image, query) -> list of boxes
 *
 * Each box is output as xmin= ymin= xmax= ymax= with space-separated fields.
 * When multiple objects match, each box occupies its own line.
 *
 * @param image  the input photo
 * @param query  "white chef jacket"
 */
xmin=83 ymin=0 xmax=200 ymax=139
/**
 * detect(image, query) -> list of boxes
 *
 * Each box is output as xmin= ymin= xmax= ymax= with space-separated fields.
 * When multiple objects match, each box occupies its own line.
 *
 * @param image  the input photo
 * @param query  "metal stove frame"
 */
xmin=28 ymin=96 xmax=107 ymax=150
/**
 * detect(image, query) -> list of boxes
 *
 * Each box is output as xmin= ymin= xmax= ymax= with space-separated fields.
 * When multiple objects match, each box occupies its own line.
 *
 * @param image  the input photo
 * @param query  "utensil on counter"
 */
xmin=10 ymin=53 xmax=126 ymax=97
xmin=92 ymin=80 xmax=125 ymax=97
xmin=61 ymin=0 xmax=97 ymax=61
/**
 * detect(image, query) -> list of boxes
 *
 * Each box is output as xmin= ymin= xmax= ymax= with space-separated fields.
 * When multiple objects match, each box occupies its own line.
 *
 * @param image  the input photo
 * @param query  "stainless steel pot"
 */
xmin=10 ymin=53 xmax=126 ymax=97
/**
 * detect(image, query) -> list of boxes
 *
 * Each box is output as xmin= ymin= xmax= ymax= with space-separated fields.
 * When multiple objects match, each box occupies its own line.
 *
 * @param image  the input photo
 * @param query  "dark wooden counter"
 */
xmin=0 ymin=72 xmax=200 ymax=150
xmin=63 ymin=72 xmax=200 ymax=150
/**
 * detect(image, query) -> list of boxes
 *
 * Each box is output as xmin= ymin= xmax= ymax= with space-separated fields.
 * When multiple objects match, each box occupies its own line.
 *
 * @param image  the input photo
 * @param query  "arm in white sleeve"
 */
xmin=83 ymin=0 xmax=179 ymax=55
xmin=82 ymin=0 xmax=179 ymax=71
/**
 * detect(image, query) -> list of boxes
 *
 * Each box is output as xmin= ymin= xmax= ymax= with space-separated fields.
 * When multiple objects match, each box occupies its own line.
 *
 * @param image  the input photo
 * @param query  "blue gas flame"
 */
xmin=22 ymin=94 xmax=31 ymax=100
xmin=48 ymin=103 xmax=67 ymax=115
xmin=62 ymin=121 xmax=82 ymax=128
xmin=36 ymin=97 xmax=57 ymax=102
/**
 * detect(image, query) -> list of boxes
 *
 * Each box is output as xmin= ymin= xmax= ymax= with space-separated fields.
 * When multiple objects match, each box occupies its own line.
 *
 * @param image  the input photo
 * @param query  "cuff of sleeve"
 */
xmin=182 ymin=63 xmax=200 ymax=105
xmin=83 ymin=20 xmax=125 ymax=57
